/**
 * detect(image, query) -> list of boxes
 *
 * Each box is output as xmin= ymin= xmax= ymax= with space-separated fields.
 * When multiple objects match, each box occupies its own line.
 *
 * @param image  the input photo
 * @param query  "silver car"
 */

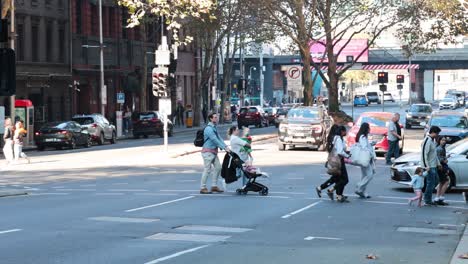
xmin=391 ymin=138 xmax=468 ymax=191
xmin=405 ymin=104 xmax=432 ymax=129
xmin=439 ymin=97 xmax=457 ymax=110
xmin=72 ymin=114 xmax=117 ymax=145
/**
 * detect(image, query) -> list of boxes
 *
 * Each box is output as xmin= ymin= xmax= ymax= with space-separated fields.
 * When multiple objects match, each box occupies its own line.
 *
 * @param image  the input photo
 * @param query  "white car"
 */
xmin=439 ymin=98 xmax=458 ymax=110
xmin=383 ymin=93 xmax=395 ymax=102
xmin=390 ymin=138 xmax=468 ymax=191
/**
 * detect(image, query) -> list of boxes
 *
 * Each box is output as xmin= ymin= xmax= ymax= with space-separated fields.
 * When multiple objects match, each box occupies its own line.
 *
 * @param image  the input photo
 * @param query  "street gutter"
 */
xmin=451 ymin=221 xmax=468 ymax=264
xmin=0 ymin=190 xmax=28 ymax=198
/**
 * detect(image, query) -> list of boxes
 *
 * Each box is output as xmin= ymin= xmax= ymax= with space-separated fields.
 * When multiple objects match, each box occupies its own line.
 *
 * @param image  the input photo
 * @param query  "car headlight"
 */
xmin=406 ymin=161 xmax=421 ymax=166
xmin=279 ymin=124 xmax=287 ymax=132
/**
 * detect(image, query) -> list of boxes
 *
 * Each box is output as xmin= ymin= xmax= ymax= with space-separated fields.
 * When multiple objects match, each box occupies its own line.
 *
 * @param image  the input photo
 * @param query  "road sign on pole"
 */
xmin=117 ymin=92 xmax=125 ymax=104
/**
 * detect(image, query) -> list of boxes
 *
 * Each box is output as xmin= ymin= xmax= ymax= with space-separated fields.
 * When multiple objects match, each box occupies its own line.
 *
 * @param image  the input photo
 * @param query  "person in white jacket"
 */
xmin=354 ymin=122 xmax=376 ymax=198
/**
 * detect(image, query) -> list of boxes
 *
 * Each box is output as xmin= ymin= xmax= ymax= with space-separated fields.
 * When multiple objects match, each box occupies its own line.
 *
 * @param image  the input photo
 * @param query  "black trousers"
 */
xmin=320 ymin=176 xmax=337 ymax=190
xmin=334 ymin=158 xmax=349 ymax=196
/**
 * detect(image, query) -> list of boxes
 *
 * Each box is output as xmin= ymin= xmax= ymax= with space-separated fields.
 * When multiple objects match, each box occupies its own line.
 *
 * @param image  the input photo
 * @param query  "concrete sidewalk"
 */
xmin=451 ymin=222 xmax=468 ymax=264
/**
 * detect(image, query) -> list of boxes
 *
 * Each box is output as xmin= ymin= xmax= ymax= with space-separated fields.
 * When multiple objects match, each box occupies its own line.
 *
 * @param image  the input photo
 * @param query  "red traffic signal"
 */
xmin=396 ymin=75 xmax=404 ymax=83
xmin=377 ymin=72 xmax=388 ymax=83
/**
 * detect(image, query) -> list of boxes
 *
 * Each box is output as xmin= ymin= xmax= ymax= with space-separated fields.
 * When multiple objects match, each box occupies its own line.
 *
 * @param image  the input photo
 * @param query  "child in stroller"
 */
xmin=221 ymin=126 xmax=269 ymax=196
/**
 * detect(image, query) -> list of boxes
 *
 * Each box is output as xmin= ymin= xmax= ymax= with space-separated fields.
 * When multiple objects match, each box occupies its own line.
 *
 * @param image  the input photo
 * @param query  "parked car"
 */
xmin=237 ymin=106 xmax=269 ymax=129
xmin=263 ymin=107 xmax=277 ymax=126
xmin=353 ymin=95 xmax=369 ymax=107
xmin=274 ymin=108 xmax=290 ymax=128
xmin=446 ymin=90 xmax=466 ymax=107
xmin=425 ymin=111 xmax=467 ymax=144
xmin=132 ymin=111 xmax=173 ymax=139
xmin=35 ymin=121 xmax=92 ymax=151
xmin=278 ymin=106 xmax=334 ymax=151
xmin=383 ymin=93 xmax=395 ymax=102
xmin=346 ymin=112 xmax=405 ymax=155
xmin=72 ymin=114 xmax=117 ymax=145
xmin=366 ymin=92 xmax=381 ymax=104
xmin=405 ymin=104 xmax=432 ymax=129
xmin=439 ymin=97 xmax=458 ymax=110
xmin=391 ymin=137 xmax=468 ymax=191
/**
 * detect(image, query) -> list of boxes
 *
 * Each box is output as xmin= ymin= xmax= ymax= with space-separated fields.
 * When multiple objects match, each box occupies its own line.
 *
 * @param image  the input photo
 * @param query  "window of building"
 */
xmin=31 ymin=22 xmax=39 ymax=62
xmin=16 ymin=24 xmax=24 ymax=61
xmin=121 ymin=10 xmax=128 ymax=39
xmin=46 ymin=21 xmax=53 ymax=62
xmin=91 ymin=4 xmax=98 ymax=36
xmin=45 ymin=0 xmax=51 ymax=8
xmin=108 ymin=8 xmax=114 ymax=38
xmin=76 ymin=0 xmax=82 ymax=34
xmin=58 ymin=27 xmax=65 ymax=62
xmin=58 ymin=0 xmax=63 ymax=9
xmin=31 ymin=0 xmax=38 ymax=7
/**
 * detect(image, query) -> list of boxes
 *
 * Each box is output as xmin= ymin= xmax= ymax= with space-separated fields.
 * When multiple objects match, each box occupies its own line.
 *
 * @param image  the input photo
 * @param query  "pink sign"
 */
xmin=309 ymin=39 xmax=369 ymax=63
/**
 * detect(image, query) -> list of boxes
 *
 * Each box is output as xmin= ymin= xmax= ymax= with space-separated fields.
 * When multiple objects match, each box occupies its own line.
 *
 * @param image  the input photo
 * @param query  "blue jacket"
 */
xmin=410 ymin=175 xmax=424 ymax=190
xmin=203 ymin=122 xmax=226 ymax=150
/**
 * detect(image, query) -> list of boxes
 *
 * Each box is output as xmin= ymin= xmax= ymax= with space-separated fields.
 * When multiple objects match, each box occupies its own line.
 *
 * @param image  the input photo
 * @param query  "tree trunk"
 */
xmin=140 ymin=23 xmax=148 ymax=112
xmin=301 ymin=47 xmax=313 ymax=106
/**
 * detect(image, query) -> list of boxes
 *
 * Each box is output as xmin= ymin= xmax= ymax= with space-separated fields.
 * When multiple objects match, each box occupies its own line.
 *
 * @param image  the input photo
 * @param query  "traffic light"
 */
xmin=237 ymin=78 xmax=246 ymax=91
xmin=396 ymin=75 xmax=404 ymax=83
xmin=152 ymin=67 xmax=168 ymax=97
xmin=377 ymin=72 xmax=388 ymax=83
xmin=0 ymin=48 xmax=16 ymax=96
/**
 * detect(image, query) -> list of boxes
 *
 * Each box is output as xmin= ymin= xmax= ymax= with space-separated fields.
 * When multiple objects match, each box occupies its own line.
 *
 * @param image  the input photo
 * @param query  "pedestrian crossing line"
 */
xmin=108 ymin=189 xmax=149 ymax=192
xmin=397 ymin=227 xmax=458 ymax=235
xmin=95 ymin=193 xmax=125 ymax=196
xmin=160 ymin=190 xmax=199 ymax=192
xmin=143 ymin=245 xmax=210 ymax=264
xmin=125 ymin=196 xmax=195 ymax=212
xmin=365 ymin=201 xmax=408 ymax=205
xmin=281 ymin=201 xmax=322 ymax=219
xmin=134 ymin=193 xmax=179 ymax=196
xmin=89 ymin=216 xmax=159 ymax=223
xmin=304 ymin=236 xmax=343 ymax=241
xmin=0 ymin=229 xmax=22 ymax=235
xmin=60 ymin=189 xmax=97 ymax=192
xmin=174 ymin=225 xmax=252 ymax=233
xmin=146 ymin=233 xmax=230 ymax=243
xmin=377 ymin=195 xmax=467 ymax=204
xmin=30 ymin=192 xmax=70 ymax=196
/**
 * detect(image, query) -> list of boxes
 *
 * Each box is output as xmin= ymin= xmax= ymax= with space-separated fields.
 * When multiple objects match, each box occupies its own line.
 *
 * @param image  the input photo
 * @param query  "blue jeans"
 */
xmin=424 ymin=167 xmax=439 ymax=203
xmin=386 ymin=140 xmax=400 ymax=163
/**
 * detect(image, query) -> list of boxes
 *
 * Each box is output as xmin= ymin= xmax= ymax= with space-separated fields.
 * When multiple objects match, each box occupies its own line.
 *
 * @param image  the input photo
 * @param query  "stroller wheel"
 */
xmin=260 ymin=188 xmax=268 ymax=196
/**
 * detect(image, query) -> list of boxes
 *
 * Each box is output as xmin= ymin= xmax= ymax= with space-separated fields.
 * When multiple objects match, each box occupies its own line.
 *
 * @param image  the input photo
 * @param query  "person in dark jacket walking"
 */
xmin=316 ymin=125 xmax=339 ymax=200
xmin=421 ymin=126 xmax=441 ymax=206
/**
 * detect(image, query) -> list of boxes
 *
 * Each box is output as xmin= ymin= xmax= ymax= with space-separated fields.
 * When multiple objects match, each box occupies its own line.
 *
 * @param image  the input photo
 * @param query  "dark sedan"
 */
xmin=425 ymin=111 xmax=467 ymax=144
xmin=405 ymin=103 xmax=432 ymax=129
xmin=132 ymin=111 xmax=174 ymax=139
xmin=35 ymin=121 xmax=91 ymax=151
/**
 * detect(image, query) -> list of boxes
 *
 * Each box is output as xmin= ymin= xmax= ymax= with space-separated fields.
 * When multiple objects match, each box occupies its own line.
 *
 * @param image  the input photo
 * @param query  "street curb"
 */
xmin=451 ymin=222 xmax=468 ymax=264
xmin=171 ymin=134 xmax=278 ymax=158
xmin=0 ymin=190 xmax=28 ymax=198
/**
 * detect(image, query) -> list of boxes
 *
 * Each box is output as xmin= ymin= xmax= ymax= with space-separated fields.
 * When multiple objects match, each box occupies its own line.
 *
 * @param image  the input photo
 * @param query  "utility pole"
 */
xmin=98 ymin=0 xmax=105 ymax=116
xmin=259 ymin=44 xmax=264 ymax=107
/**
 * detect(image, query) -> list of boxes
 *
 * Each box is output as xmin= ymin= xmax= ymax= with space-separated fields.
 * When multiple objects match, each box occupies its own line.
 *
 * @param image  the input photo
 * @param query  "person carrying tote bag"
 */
xmin=354 ymin=122 xmax=376 ymax=199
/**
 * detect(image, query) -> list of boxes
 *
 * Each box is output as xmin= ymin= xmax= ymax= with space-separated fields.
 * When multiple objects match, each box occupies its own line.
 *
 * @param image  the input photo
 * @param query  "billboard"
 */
xmin=309 ymin=39 xmax=369 ymax=63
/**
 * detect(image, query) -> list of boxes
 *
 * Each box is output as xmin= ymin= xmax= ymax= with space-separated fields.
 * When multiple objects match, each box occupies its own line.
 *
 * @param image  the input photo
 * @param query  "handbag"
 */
xmin=350 ymin=143 xmax=371 ymax=167
xmin=326 ymin=151 xmax=342 ymax=177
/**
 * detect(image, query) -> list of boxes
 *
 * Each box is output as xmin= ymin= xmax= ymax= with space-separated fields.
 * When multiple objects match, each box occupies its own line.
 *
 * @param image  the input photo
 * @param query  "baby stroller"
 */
xmin=221 ymin=152 xmax=269 ymax=196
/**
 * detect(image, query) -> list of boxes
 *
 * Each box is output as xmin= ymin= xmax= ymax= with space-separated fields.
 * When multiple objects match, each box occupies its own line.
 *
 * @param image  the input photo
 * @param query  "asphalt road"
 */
xmin=0 ymin=103 xmax=466 ymax=264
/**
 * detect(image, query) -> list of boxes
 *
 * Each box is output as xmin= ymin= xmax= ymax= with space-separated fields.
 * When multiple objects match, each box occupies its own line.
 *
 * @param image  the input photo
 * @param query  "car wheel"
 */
xmin=84 ymin=136 xmax=92 ymax=148
xmin=446 ymin=170 xmax=456 ymax=192
xmin=278 ymin=143 xmax=286 ymax=151
xmin=37 ymin=145 xmax=45 ymax=151
xmin=168 ymin=127 xmax=174 ymax=137
xmin=70 ymin=138 xmax=76 ymax=149
xmin=378 ymin=102 xmax=381 ymax=104
xmin=275 ymin=124 xmax=279 ymax=128
xmin=98 ymin=133 xmax=105 ymax=145
xmin=110 ymin=132 xmax=116 ymax=144
xmin=143 ymin=134 xmax=149 ymax=139
xmin=365 ymin=104 xmax=369 ymax=107
xmin=133 ymin=134 xmax=140 ymax=139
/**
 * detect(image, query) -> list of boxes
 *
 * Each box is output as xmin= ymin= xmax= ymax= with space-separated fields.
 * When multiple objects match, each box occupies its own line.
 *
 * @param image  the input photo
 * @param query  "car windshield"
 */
xmin=430 ymin=116 xmax=467 ymax=128
xmin=43 ymin=122 xmax=68 ymax=129
xmin=239 ymin=108 xmax=248 ymax=114
xmin=410 ymin=105 xmax=432 ymax=113
xmin=287 ymin=108 xmax=319 ymax=119
xmin=248 ymin=107 xmax=258 ymax=113
xmin=72 ymin=117 xmax=94 ymax=125
xmin=367 ymin=93 xmax=377 ymax=96
xmin=355 ymin=95 xmax=365 ymax=99
xmin=277 ymin=109 xmax=288 ymax=115
xmin=140 ymin=113 xmax=156 ymax=120
xmin=441 ymin=98 xmax=454 ymax=102
xmin=447 ymin=138 xmax=468 ymax=154
xmin=357 ymin=115 xmax=390 ymax=127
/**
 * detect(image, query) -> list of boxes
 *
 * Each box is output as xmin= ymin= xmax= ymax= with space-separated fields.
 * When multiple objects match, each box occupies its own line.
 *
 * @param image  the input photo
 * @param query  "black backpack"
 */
xmin=194 ymin=127 xmax=207 ymax=147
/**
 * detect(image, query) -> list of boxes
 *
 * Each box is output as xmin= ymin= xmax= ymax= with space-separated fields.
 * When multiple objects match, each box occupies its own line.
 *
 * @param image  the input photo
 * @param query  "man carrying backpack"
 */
xmin=200 ymin=113 xmax=230 ymax=194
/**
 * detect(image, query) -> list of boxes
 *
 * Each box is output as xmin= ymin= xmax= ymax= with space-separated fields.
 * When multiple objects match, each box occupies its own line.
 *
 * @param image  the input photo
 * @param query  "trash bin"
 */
xmin=186 ymin=109 xmax=193 ymax=128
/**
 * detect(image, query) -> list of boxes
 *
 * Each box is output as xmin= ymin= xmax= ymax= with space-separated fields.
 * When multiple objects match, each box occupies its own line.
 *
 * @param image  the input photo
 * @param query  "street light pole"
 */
xmin=248 ymin=66 xmax=256 ymax=105
xmin=98 ymin=0 xmax=105 ymax=116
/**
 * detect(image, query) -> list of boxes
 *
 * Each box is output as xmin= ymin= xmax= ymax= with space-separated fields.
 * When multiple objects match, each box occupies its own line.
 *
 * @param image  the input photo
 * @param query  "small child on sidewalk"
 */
xmin=409 ymin=167 xmax=426 ymax=207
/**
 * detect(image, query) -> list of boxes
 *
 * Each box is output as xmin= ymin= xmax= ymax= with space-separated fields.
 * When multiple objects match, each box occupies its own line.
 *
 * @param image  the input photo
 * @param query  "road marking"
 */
xmin=270 ymin=191 xmax=306 ymax=195
xmin=52 ymin=186 xmax=66 ymax=189
xmin=281 ymin=201 xmax=321 ymax=219
xmin=364 ymin=201 xmax=407 ymax=205
xmin=160 ymin=190 xmax=198 ymax=192
xmin=109 ymin=189 xmax=148 ymax=192
xmin=287 ymin=177 xmax=304 ymax=180
xmin=304 ymin=236 xmax=343 ymax=241
xmin=439 ymin=224 xmax=459 ymax=227
xmin=111 ymin=183 xmax=129 ymax=185
xmin=95 ymin=193 xmax=125 ymax=196
xmin=146 ymin=233 xmax=230 ymax=243
xmin=177 ymin=180 xmax=197 ymax=182
xmin=397 ymin=227 xmax=458 ymax=235
xmin=191 ymin=194 xmax=233 ymax=197
xmin=377 ymin=195 xmax=467 ymax=204
xmin=89 ymin=216 xmax=159 ymax=223
xmin=125 ymin=196 xmax=195 ymax=212
xmin=60 ymin=189 xmax=96 ymax=191
xmin=134 ymin=193 xmax=179 ymax=196
xmin=0 ymin=229 xmax=22 ymax=235
xmin=143 ymin=245 xmax=209 ymax=264
xmin=80 ymin=184 xmax=97 ymax=187
xmin=175 ymin=225 xmax=252 ymax=233
xmin=31 ymin=192 xmax=70 ymax=195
